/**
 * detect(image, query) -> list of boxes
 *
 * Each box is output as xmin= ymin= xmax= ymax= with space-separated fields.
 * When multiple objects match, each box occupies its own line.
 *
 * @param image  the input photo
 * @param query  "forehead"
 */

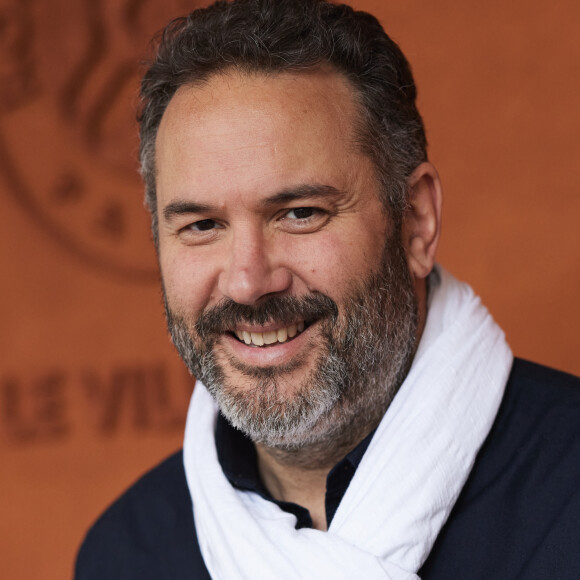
xmin=155 ymin=68 xmax=374 ymax=208
xmin=158 ymin=67 xmax=361 ymax=139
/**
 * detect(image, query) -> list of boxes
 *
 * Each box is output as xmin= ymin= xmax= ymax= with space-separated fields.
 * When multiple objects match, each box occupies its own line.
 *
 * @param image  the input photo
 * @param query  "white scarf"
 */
xmin=183 ymin=266 xmax=513 ymax=579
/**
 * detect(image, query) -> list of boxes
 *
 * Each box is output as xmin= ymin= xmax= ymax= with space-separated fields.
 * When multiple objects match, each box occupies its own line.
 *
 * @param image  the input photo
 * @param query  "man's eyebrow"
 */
xmin=162 ymin=201 xmax=215 ymax=222
xmin=260 ymin=184 xmax=344 ymax=207
xmin=162 ymin=185 xmax=344 ymax=221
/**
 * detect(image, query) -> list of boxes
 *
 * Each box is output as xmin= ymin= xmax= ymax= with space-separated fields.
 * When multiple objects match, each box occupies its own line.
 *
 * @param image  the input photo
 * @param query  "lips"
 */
xmin=196 ymin=294 xmax=338 ymax=348
xmin=233 ymin=321 xmax=306 ymax=346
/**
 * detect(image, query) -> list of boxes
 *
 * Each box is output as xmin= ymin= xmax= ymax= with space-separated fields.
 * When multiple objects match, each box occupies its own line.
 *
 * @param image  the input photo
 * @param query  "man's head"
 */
xmin=141 ymin=0 xmax=442 ymax=458
xmin=139 ymin=0 xmax=427 ymax=244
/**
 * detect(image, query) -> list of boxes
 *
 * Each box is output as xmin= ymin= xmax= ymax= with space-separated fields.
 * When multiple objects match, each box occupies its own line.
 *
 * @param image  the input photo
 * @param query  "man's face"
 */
xmin=155 ymin=69 xmax=418 ymax=449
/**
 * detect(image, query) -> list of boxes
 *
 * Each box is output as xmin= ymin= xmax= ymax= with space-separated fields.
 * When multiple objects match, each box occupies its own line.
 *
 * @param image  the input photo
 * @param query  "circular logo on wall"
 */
xmin=0 ymin=0 xmax=203 ymax=282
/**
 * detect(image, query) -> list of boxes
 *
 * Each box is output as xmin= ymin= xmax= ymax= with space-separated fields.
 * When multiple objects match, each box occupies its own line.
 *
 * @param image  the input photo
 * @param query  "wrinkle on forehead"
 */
xmin=158 ymin=68 xmax=360 ymax=153
xmin=154 ymin=67 xmax=377 ymax=212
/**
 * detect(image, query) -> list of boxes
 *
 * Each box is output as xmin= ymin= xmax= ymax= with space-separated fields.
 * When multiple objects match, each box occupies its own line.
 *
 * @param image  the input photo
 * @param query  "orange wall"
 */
xmin=1 ymin=1 xmax=578 ymax=578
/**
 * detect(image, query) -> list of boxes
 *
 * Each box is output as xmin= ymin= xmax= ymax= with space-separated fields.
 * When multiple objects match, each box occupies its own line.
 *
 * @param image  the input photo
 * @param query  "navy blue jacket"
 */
xmin=75 ymin=359 xmax=580 ymax=579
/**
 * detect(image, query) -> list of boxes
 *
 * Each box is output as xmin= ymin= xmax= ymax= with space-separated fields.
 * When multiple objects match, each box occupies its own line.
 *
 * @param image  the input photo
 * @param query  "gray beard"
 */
xmin=165 ymin=235 xmax=418 ymax=461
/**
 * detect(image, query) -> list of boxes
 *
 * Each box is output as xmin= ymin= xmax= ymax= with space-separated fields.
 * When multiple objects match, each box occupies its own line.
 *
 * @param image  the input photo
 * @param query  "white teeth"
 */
xmin=251 ymin=332 xmax=264 ymax=346
xmin=234 ymin=321 xmax=306 ymax=346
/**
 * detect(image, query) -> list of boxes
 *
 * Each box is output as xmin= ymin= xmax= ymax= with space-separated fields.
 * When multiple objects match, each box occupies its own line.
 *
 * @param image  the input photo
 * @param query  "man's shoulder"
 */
xmin=499 ymin=357 xmax=580 ymax=443
xmin=508 ymin=356 xmax=580 ymax=394
xmin=421 ymin=358 xmax=580 ymax=579
xmin=75 ymin=450 xmax=210 ymax=580
xmin=476 ymin=357 xmax=580 ymax=504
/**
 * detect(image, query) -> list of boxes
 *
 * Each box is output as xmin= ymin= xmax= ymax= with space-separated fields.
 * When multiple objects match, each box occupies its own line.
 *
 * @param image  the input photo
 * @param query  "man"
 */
xmin=76 ymin=0 xmax=580 ymax=578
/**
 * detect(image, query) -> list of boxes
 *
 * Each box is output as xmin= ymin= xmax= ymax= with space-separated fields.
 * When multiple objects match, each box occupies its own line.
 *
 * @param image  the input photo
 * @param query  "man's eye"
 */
xmin=176 ymin=218 xmax=224 ymax=246
xmin=277 ymin=206 xmax=330 ymax=234
xmin=286 ymin=207 xmax=317 ymax=220
xmin=190 ymin=219 xmax=220 ymax=231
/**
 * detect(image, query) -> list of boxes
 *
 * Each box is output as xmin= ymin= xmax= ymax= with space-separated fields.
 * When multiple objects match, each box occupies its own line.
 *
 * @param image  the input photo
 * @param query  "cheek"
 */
xmin=286 ymin=231 xmax=382 ymax=296
xmin=159 ymin=249 xmax=219 ymax=315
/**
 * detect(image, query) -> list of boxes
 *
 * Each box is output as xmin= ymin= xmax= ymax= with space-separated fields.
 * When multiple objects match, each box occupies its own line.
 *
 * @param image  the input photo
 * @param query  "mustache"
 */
xmin=195 ymin=293 xmax=338 ymax=339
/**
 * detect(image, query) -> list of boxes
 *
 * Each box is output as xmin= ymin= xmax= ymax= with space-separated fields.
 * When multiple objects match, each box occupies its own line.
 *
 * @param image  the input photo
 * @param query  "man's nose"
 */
xmin=217 ymin=230 xmax=292 ymax=305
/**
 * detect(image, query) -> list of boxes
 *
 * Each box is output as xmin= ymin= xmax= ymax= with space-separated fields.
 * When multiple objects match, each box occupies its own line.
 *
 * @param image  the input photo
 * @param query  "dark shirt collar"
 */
xmin=215 ymin=413 xmax=375 ymax=529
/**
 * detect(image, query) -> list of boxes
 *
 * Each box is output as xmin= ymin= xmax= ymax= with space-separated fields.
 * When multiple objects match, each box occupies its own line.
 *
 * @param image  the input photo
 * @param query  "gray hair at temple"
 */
xmin=138 ymin=0 xmax=427 ymax=246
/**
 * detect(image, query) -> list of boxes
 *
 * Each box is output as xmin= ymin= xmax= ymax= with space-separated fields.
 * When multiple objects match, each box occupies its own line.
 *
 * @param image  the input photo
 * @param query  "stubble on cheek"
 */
xmin=163 ymin=234 xmax=418 ymax=458
xmin=164 ymin=290 xmax=340 ymax=386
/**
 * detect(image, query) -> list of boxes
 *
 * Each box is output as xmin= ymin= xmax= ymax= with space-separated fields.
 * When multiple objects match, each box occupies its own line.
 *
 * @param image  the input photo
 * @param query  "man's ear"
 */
xmin=402 ymin=162 xmax=443 ymax=279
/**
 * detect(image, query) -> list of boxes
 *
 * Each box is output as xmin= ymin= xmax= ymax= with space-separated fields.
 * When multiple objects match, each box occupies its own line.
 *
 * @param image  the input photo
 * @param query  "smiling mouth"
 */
xmin=230 ymin=321 xmax=308 ymax=347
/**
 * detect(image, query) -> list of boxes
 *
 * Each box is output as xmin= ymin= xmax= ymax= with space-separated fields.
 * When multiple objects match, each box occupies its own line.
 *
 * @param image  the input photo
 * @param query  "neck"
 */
xmin=254 ymin=420 xmax=376 ymax=531
xmin=255 ymin=442 xmax=332 ymax=530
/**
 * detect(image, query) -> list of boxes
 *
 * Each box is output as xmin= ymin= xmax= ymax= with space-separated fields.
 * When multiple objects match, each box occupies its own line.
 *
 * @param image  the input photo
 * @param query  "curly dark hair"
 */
xmin=139 ymin=0 xmax=427 ymax=243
